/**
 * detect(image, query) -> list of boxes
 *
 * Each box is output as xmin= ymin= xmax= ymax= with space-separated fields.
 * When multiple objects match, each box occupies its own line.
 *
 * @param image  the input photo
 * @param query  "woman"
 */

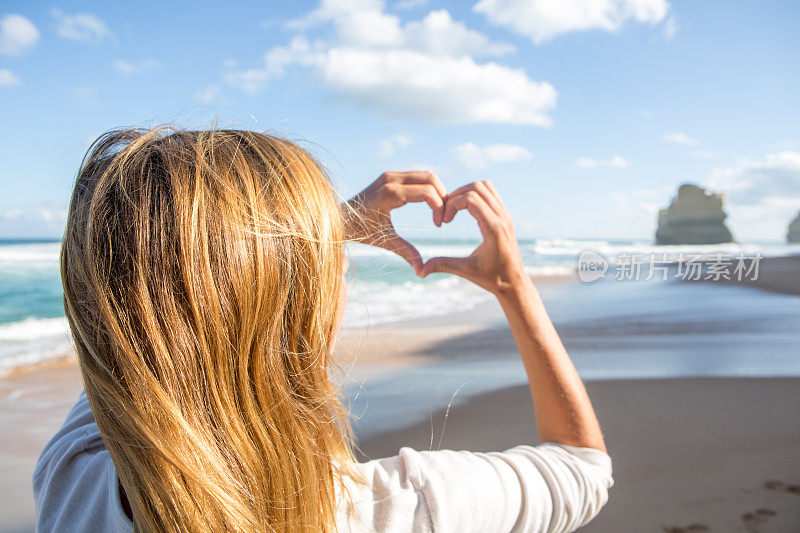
xmin=33 ymin=128 xmax=612 ymax=532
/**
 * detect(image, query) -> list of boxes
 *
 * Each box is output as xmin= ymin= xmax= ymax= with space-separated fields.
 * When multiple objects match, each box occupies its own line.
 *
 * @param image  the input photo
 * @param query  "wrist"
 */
xmin=494 ymin=269 xmax=535 ymax=304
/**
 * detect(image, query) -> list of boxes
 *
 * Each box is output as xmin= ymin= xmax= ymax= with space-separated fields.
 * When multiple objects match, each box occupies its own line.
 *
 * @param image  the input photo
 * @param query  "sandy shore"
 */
xmin=5 ymin=368 xmax=798 ymax=532
xmin=0 ymin=362 xmax=83 ymax=533
xmin=1 ymin=259 xmax=798 ymax=532
xmin=687 ymin=254 xmax=800 ymax=296
xmin=359 ymin=378 xmax=800 ymax=532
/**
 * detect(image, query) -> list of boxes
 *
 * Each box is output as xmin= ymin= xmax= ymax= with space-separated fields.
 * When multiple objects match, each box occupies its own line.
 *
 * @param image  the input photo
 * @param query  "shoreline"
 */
xmin=684 ymin=254 xmax=800 ymax=296
xmin=359 ymin=377 xmax=800 ymax=532
xmin=2 ymin=254 xmax=796 ymax=381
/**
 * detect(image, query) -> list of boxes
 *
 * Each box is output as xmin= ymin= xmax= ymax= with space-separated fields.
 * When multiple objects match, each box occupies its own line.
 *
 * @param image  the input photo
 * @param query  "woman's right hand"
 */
xmin=420 ymin=181 xmax=530 ymax=298
xmin=345 ymin=171 xmax=448 ymax=275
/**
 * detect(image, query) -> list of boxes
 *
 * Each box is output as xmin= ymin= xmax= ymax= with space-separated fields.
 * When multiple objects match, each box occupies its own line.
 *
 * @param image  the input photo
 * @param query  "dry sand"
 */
xmin=5 ymin=367 xmax=798 ymax=532
xmin=359 ymin=378 xmax=800 ymax=532
xmin=0 ymin=362 xmax=83 ymax=533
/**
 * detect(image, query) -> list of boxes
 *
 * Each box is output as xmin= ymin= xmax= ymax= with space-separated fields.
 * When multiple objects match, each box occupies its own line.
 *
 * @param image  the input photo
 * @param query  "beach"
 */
xmin=4 ymin=0 xmax=800 ymax=530
xmin=1 ymin=254 xmax=799 ymax=531
xmin=360 ymin=378 xmax=800 ymax=533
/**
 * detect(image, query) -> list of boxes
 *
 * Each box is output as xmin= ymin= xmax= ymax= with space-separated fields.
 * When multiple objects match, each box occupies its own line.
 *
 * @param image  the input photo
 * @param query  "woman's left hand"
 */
xmin=345 ymin=171 xmax=447 ymax=275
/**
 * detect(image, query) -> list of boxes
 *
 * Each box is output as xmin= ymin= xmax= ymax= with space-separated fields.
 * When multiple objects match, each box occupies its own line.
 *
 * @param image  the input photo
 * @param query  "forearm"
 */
xmin=400 ymin=177 xmax=606 ymax=450
xmin=496 ymin=277 xmax=606 ymax=452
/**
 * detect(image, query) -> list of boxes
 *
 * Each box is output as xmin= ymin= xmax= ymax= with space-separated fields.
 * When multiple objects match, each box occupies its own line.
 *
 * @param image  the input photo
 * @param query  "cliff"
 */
xmin=788 ymin=212 xmax=800 ymax=243
xmin=655 ymin=184 xmax=734 ymax=245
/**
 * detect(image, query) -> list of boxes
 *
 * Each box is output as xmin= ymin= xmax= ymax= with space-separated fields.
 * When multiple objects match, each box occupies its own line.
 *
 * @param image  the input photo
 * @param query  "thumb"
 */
xmin=420 ymin=256 xmax=472 ymax=278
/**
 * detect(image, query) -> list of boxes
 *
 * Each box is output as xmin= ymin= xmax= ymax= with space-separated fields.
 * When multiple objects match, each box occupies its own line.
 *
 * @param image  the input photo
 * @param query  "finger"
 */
xmin=395 ymin=184 xmax=445 ymax=226
xmin=446 ymin=182 xmax=477 ymax=199
xmin=443 ymin=182 xmax=503 ymax=221
xmin=442 ymin=191 xmax=498 ymax=234
xmin=420 ymin=256 xmax=471 ymax=278
xmin=382 ymin=233 xmax=423 ymax=275
xmin=384 ymin=171 xmax=448 ymax=200
xmin=441 ymin=193 xmax=501 ymax=245
xmin=482 ymin=180 xmax=507 ymax=210
xmin=479 ymin=180 xmax=512 ymax=223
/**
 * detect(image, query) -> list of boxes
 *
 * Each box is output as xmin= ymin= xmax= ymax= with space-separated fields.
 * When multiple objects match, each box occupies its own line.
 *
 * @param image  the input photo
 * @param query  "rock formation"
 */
xmin=655 ymin=184 xmax=734 ymax=245
xmin=788 ymin=212 xmax=800 ymax=243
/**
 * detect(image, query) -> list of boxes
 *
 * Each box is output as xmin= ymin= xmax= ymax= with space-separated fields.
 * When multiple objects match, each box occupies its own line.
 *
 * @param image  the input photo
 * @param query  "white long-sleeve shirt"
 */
xmin=33 ymin=392 xmax=613 ymax=532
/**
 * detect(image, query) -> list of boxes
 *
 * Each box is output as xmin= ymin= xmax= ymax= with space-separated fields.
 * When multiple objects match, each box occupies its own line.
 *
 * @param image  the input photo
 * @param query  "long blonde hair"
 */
xmin=61 ymin=127 xmax=357 ymax=531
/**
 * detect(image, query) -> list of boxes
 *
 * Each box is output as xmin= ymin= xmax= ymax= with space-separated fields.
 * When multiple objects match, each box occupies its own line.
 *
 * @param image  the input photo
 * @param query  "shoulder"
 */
xmin=336 ymin=444 xmax=613 ymax=533
xmin=335 ymin=446 xmax=523 ymax=532
xmin=33 ymin=391 xmax=133 ymax=533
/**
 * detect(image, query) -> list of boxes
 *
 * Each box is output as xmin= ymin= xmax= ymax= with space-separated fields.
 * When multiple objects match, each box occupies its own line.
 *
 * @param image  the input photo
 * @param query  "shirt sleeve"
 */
xmin=32 ymin=391 xmax=133 ymax=533
xmin=340 ymin=443 xmax=613 ymax=533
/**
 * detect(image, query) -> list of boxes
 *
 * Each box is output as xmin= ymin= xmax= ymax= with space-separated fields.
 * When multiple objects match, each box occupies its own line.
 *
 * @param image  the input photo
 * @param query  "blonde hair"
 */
xmin=61 ymin=127 xmax=357 ymax=531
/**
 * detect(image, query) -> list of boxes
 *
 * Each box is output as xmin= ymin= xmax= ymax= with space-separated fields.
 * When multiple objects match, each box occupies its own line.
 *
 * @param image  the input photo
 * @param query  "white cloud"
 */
xmin=377 ymin=134 xmax=412 ymax=157
xmin=0 ymin=14 xmax=39 ymax=56
xmin=195 ymin=85 xmax=222 ymax=104
xmin=226 ymin=1 xmax=550 ymax=126
xmin=395 ymin=0 xmax=429 ymax=8
xmin=662 ymin=16 xmax=678 ymax=40
xmin=224 ymin=36 xmax=320 ymax=94
xmin=0 ymin=203 xmax=69 ymax=238
xmin=51 ymin=8 xmax=113 ymax=44
xmin=708 ymin=152 xmax=800 ymax=203
xmin=0 ymin=68 xmax=20 ymax=87
xmin=454 ymin=142 xmax=532 ymax=169
xmin=318 ymin=48 xmax=555 ymax=126
xmin=0 ymin=205 xmax=67 ymax=225
xmin=706 ymin=151 xmax=800 ymax=241
xmin=609 ymin=156 xmax=632 ymax=167
xmin=474 ymin=0 xmax=670 ymax=44
xmin=335 ymin=9 xmax=405 ymax=47
xmin=577 ymin=155 xmax=631 ymax=169
xmin=665 ymin=133 xmax=719 ymax=159
xmin=663 ymin=132 xmax=696 ymax=145
xmin=114 ymin=59 xmax=162 ymax=76
xmin=403 ymin=10 xmax=515 ymax=57
xmin=287 ymin=0 xmax=403 ymax=46
xmin=289 ymin=2 xmax=512 ymax=56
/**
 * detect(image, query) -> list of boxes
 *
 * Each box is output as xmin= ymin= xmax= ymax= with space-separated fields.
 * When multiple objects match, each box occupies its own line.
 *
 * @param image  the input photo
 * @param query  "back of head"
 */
xmin=61 ymin=127 xmax=353 ymax=531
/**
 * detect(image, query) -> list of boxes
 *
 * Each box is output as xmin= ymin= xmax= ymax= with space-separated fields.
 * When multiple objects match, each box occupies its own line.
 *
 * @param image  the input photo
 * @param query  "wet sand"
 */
xmin=5 ymin=368 xmax=798 ymax=532
xmin=0 ymin=362 xmax=82 ymax=533
xmin=359 ymin=378 xmax=800 ymax=532
xmin=687 ymin=254 xmax=800 ymax=296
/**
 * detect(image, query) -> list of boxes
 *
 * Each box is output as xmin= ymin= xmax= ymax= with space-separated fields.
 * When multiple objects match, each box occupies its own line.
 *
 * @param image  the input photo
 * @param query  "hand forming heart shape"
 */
xmin=345 ymin=171 xmax=529 ymax=297
xmin=345 ymin=171 xmax=444 ymax=275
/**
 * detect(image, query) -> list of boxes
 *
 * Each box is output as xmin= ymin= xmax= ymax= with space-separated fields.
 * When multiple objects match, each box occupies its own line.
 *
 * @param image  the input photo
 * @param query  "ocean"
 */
xmin=0 ymin=238 xmax=798 ymax=377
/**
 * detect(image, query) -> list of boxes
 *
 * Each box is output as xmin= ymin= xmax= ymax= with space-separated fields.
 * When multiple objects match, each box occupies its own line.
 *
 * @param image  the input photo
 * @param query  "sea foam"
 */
xmin=1 ymin=238 xmax=798 ymax=375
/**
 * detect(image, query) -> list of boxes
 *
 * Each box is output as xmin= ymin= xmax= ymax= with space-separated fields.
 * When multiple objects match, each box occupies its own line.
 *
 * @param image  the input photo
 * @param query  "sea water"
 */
xmin=345 ymin=270 xmax=800 ymax=438
xmin=0 ymin=238 xmax=798 ymax=377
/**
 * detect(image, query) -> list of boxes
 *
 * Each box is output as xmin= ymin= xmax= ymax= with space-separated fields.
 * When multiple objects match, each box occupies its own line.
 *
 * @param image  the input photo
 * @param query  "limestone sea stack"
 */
xmin=655 ymin=184 xmax=734 ymax=245
xmin=788 ymin=212 xmax=800 ymax=243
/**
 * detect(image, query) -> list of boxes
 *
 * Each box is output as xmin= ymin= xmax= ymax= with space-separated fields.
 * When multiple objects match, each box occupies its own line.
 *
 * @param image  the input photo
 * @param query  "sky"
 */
xmin=0 ymin=0 xmax=798 ymax=242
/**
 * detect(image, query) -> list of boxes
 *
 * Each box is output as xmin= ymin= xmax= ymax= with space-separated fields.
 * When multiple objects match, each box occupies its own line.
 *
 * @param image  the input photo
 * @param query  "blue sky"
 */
xmin=1 ymin=0 xmax=798 ymax=242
